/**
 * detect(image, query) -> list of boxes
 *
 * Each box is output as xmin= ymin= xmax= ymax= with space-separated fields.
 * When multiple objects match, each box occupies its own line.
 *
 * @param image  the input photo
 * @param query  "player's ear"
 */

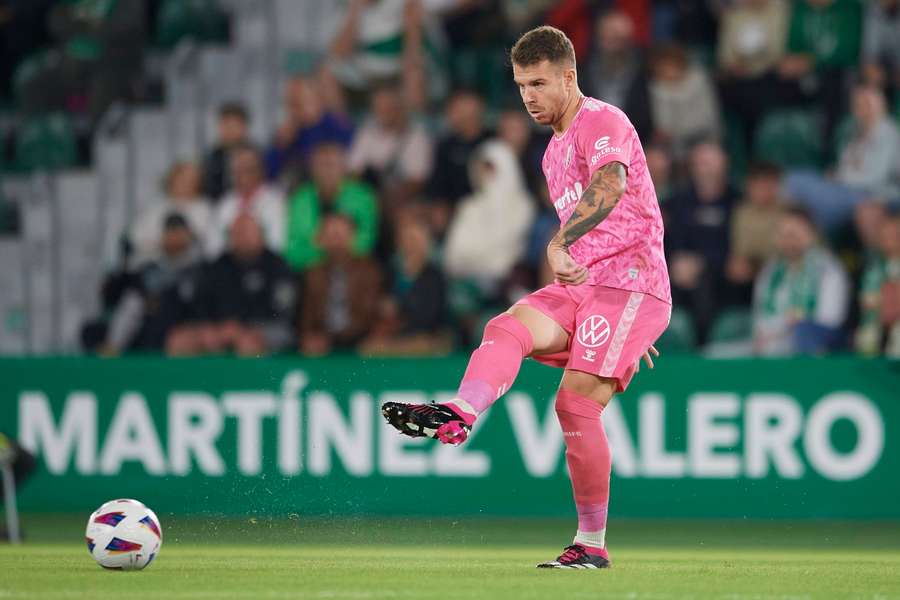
xmin=564 ymin=67 xmax=577 ymax=90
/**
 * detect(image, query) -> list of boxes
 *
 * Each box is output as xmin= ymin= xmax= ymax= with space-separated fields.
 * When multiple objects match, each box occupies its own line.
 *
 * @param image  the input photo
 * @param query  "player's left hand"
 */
xmin=641 ymin=345 xmax=659 ymax=369
xmin=547 ymin=241 xmax=588 ymax=285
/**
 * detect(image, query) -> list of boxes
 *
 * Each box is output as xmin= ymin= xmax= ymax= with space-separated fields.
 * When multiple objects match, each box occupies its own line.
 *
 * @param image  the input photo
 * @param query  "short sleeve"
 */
xmin=576 ymin=105 xmax=634 ymax=180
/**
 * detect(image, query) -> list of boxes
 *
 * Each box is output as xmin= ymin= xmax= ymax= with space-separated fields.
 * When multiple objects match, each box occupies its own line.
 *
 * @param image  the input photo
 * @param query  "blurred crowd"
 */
xmin=3 ymin=0 xmax=900 ymax=359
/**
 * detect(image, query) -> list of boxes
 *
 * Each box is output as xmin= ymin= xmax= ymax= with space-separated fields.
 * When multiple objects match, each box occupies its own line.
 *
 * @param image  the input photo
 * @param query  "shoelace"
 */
xmin=559 ymin=545 xmax=585 ymax=563
xmin=410 ymin=404 xmax=438 ymax=415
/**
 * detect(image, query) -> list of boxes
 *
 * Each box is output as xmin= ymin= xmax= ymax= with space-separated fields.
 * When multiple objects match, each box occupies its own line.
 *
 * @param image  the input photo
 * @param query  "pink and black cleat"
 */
xmin=537 ymin=545 xmax=610 ymax=569
xmin=381 ymin=402 xmax=472 ymax=445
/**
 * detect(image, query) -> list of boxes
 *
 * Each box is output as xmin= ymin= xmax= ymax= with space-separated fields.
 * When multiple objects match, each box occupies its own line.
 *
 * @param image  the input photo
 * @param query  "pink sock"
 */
xmin=444 ymin=313 xmax=533 ymax=424
xmin=555 ymin=389 xmax=611 ymax=559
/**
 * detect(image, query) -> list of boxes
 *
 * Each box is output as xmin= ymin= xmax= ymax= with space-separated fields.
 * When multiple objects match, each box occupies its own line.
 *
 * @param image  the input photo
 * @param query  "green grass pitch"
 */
xmin=2 ymin=516 xmax=899 ymax=599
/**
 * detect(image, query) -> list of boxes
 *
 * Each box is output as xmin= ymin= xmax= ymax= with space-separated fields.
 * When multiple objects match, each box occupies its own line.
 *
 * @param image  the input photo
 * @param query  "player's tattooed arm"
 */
xmin=546 ymin=161 xmax=626 ymax=285
xmin=552 ymin=161 xmax=627 ymax=250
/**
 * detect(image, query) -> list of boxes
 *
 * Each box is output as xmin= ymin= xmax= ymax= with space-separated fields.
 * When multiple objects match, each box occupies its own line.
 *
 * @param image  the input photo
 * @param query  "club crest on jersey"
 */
xmin=577 ymin=315 xmax=611 ymax=348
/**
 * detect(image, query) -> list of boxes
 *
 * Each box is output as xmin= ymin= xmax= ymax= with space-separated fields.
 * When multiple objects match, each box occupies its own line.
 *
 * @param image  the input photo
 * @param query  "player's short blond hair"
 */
xmin=510 ymin=26 xmax=576 ymax=68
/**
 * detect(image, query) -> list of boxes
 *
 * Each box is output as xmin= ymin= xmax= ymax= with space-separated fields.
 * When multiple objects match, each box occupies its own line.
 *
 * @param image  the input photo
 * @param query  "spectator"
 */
xmin=427 ymin=89 xmax=492 ymax=233
xmin=202 ymin=103 xmax=252 ymax=202
xmin=285 ymin=142 xmax=378 ymax=271
xmin=299 ymin=213 xmax=382 ymax=355
xmin=753 ymin=206 xmax=850 ymax=356
xmin=168 ymin=214 xmax=295 ymax=356
xmin=779 ymin=0 xmax=863 ymax=142
xmin=264 ymin=76 xmax=352 ymax=184
xmin=128 ymin=161 xmax=211 ymax=268
xmin=667 ymin=141 xmax=740 ymax=343
xmin=101 ymin=214 xmax=205 ymax=354
xmin=856 ymin=213 xmax=900 ymax=357
xmin=861 ymin=0 xmax=900 ymax=98
xmin=347 ymin=83 xmax=433 ymax=202
xmin=359 ymin=209 xmax=450 ymax=356
xmin=444 ymin=140 xmax=536 ymax=295
xmin=648 ymin=43 xmax=722 ymax=159
xmin=584 ymin=10 xmax=646 ymax=116
xmin=38 ymin=0 xmax=146 ymax=118
xmin=207 ymin=145 xmax=286 ymax=257
xmin=439 ymin=0 xmax=507 ymax=105
xmin=717 ymin=0 xmax=790 ymax=148
xmin=781 ymin=0 xmax=862 ymax=74
xmin=784 ymin=85 xmax=900 ymax=232
xmin=496 ymin=108 xmax=550 ymax=200
xmin=544 ymin=0 xmax=593 ymax=63
xmin=645 ymin=142 xmax=675 ymax=206
xmin=327 ymin=0 xmax=435 ymax=102
xmin=727 ymin=161 xmax=786 ymax=290
xmin=854 ymin=201 xmax=891 ymax=265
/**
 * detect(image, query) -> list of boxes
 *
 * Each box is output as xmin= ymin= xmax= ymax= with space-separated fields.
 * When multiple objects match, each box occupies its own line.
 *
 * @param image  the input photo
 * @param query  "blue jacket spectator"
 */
xmin=264 ymin=77 xmax=353 ymax=184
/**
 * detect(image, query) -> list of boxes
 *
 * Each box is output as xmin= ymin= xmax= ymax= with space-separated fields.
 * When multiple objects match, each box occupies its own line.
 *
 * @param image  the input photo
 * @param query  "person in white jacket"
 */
xmin=443 ymin=139 xmax=536 ymax=293
xmin=128 ymin=161 xmax=212 ymax=268
xmin=206 ymin=145 xmax=286 ymax=257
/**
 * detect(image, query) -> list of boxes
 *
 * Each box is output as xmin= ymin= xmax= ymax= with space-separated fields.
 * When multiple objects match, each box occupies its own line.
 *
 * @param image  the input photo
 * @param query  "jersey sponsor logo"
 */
xmin=553 ymin=181 xmax=584 ymax=210
xmin=577 ymin=315 xmax=611 ymax=348
xmin=594 ymin=136 xmax=610 ymax=151
xmin=590 ymin=135 xmax=623 ymax=166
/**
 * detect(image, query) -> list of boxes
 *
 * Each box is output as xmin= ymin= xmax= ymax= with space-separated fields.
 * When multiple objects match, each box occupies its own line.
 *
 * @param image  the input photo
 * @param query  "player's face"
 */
xmin=513 ymin=60 xmax=575 ymax=127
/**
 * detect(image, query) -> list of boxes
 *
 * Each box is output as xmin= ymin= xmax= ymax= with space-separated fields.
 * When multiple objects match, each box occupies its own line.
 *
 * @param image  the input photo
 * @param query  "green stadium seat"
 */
xmin=723 ymin=111 xmax=748 ymax=186
xmin=14 ymin=113 xmax=78 ymax=172
xmin=156 ymin=0 xmax=229 ymax=49
xmin=283 ymin=49 xmax=321 ymax=76
xmin=708 ymin=307 xmax=753 ymax=344
xmin=12 ymin=49 xmax=60 ymax=115
xmin=753 ymin=109 xmax=823 ymax=169
xmin=654 ymin=307 xmax=696 ymax=353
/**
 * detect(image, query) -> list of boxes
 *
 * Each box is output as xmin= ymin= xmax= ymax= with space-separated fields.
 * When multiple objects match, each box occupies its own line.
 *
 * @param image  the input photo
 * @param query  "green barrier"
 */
xmin=2 ymin=357 xmax=898 ymax=518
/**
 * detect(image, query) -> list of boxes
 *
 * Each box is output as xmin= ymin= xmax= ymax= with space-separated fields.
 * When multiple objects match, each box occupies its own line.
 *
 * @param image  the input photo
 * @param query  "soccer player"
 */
xmin=382 ymin=26 xmax=672 ymax=569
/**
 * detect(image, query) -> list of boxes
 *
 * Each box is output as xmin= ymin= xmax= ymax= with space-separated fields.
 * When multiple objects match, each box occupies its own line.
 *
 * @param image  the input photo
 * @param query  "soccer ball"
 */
xmin=85 ymin=499 xmax=162 ymax=570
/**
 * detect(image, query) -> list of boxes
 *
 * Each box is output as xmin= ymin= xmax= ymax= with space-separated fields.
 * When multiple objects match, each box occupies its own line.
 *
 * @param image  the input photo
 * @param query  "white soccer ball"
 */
xmin=85 ymin=499 xmax=162 ymax=571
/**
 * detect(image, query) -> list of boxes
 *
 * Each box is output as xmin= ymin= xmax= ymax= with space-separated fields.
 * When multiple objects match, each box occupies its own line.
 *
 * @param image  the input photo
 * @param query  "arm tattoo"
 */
xmin=552 ymin=161 xmax=627 ymax=249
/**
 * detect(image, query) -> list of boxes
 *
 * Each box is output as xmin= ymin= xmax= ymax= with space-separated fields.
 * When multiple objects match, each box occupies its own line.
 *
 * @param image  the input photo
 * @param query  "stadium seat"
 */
xmin=0 ymin=185 xmax=19 ymax=235
xmin=723 ymin=111 xmax=748 ymax=185
xmin=708 ymin=307 xmax=753 ymax=344
xmin=283 ymin=49 xmax=320 ymax=76
xmin=156 ymin=0 xmax=230 ymax=49
xmin=12 ymin=50 xmax=60 ymax=116
xmin=654 ymin=307 xmax=696 ymax=353
xmin=14 ymin=113 xmax=77 ymax=172
xmin=753 ymin=109 xmax=823 ymax=169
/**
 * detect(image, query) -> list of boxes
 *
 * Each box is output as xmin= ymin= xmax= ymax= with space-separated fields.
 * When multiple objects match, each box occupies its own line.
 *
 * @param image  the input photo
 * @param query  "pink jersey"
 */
xmin=542 ymin=97 xmax=671 ymax=304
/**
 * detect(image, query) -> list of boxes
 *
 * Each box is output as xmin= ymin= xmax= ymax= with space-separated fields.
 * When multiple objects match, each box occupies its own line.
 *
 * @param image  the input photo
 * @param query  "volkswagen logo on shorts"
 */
xmin=577 ymin=315 xmax=611 ymax=348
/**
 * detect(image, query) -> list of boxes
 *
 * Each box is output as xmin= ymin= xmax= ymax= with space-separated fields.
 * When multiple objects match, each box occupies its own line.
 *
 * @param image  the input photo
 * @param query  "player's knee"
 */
xmin=559 ymin=370 xmax=615 ymax=407
xmin=483 ymin=312 xmax=534 ymax=357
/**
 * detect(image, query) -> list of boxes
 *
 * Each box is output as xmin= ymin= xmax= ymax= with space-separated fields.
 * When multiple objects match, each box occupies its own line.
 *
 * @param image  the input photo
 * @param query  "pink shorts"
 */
xmin=516 ymin=284 xmax=671 ymax=392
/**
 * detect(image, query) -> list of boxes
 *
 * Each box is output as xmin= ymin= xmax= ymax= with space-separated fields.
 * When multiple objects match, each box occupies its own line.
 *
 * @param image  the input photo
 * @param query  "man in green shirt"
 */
xmin=785 ymin=0 xmax=862 ymax=71
xmin=779 ymin=0 xmax=863 ymax=146
xmin=284 ymin=142 xmax=379 ymax=270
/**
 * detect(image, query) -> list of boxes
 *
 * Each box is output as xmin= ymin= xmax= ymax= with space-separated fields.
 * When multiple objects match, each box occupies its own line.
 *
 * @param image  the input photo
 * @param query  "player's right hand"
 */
xmin=547 ymin=242 xmax=588 ymax=285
